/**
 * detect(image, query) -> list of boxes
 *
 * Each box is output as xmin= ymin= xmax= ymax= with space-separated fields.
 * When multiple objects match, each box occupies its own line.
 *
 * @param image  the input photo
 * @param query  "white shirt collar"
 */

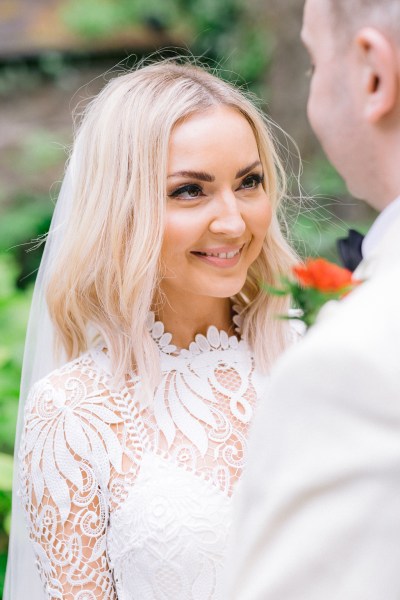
xmin=362 ymin=195 xmax=400 ymax=260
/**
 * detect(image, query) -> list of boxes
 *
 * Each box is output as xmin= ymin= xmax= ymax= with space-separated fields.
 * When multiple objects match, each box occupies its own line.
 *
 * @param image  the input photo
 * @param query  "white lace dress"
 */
xmin=19 ymin=315 xmax=269 ymax=600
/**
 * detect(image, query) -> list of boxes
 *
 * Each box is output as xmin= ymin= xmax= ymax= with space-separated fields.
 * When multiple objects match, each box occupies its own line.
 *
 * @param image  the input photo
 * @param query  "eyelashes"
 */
xmin=241 ymin=173 xmax=264 ymax=189
xmin=168 ymin=172 xmax=265 ymax=201
xmin=169 ymin=184 xmax=203 ymax=200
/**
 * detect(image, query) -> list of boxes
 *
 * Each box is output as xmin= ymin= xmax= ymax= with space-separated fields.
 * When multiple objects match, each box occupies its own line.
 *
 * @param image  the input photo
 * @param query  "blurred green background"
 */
xmin=0 ymin=0 xmax=376 ymax=594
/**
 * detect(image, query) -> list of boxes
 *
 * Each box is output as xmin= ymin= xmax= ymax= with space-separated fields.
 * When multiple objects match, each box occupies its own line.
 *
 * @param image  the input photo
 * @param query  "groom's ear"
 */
xmin=355 ymin=27 xmax=398 ymax=123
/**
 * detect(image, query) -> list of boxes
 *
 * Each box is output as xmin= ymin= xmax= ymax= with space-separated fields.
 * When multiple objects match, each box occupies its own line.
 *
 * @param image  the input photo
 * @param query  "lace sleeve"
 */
xmin=19 ymin=367 xmax=118 ymax=600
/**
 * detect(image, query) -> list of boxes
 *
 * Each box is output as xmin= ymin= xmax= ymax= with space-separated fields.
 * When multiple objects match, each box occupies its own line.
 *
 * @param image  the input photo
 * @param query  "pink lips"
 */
xmin=190 ymin=245 xmax=244 ymax=269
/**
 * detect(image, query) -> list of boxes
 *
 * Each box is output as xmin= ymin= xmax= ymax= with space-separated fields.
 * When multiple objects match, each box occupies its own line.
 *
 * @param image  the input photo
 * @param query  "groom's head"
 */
xmin=302 ymin=0 xmax=400 ymax=210
xmin=328 ymin=1 xmax=400 ymax=40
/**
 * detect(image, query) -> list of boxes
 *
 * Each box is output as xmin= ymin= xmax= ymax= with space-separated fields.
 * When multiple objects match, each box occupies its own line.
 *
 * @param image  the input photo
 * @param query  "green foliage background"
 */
xmin=0 ymin=0 xmax=374 ymax=593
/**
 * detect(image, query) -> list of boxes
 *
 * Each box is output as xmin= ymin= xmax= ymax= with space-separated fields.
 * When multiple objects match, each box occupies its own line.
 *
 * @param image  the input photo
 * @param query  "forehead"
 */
xmin=168 ymin=106 xmax=260 ymax=173
xmin=170 ymin=106 xmax=258 ymax=152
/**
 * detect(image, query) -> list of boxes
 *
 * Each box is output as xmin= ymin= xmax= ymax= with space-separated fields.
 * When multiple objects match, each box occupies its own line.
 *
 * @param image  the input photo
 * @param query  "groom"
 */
xmin=228 ymin=0 xmax=400 ymax=598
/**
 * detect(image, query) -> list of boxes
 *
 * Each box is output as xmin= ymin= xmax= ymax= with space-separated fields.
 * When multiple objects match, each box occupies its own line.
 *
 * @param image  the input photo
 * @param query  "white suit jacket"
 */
xmin=228 ymin=211 xmax=400 ymax=600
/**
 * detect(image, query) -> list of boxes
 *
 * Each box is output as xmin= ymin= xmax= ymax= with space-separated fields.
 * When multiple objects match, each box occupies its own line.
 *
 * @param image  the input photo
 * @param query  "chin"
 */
xmin=208 ymin=279 xmax=246 ymax=299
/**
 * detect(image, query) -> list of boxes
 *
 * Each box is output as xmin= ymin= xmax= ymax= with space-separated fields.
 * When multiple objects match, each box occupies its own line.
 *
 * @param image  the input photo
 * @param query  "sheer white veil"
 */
xmin=4 ymin=152 xmax=77 ymax=599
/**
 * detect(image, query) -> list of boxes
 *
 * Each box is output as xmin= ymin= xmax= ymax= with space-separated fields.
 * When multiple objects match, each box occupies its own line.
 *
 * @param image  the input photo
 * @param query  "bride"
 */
xmin=5 ymin=60 xmax=297 ymax=599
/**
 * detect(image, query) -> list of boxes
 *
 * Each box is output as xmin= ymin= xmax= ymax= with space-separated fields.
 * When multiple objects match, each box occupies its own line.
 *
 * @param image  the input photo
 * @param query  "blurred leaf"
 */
xmin=17 ymin=131 xmax=66 ymax=174
xmin=62 ymin=0 xmax=131 ymax=38
xmin=0 ymin=255 xmax=17 ymax=299
xmin=121 ymin=0 xmax=182 ymax=28
xmin=0 ymin=396 xmax=18 ymax=453
xmin=38 ymin=52 xmax=67 ymax=79
xmin=0 ymin=255 xmax=29 ymax=454
xmin=0 ymin=64 xmax=41 ymax=96
xmin=0 ymin=455 xmax=13 ymax=492
xmin=228 ymin=28 xmax=273 ymax=83
xmin=0 ymin=194 xmax=53 ymax=253
xmin=61 ymin=0 xmax=271 ymax=92
xmin=0 ymin=552 xmax=8 ymax=596
xmin=303 ymin=156 xmax=347 ymax=198
xmin=3 ymin=511 xmax=11 ymax=536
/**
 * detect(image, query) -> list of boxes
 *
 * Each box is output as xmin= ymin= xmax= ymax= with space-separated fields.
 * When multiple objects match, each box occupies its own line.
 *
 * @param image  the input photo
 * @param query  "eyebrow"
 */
xmin=236 ymin=160 xmax=262 ymax=179
xmin=167 ymin=170 xmax=215 ymax=182
xmin=167 ymin=160 xmax=262 ymax=182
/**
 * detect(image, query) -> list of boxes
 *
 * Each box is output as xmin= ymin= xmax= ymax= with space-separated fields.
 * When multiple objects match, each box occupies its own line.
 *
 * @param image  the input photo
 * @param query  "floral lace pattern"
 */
xmin=19 ymin=319 xmax=267 ymax=599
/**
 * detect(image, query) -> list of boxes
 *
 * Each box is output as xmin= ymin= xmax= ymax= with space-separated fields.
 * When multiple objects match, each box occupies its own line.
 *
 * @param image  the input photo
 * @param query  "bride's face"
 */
xmin=161 ymin=105 xmax=272 ymax=304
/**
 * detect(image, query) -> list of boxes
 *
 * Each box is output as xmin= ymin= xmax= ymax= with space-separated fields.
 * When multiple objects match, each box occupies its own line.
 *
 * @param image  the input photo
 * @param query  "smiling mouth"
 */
xmin=192 ymin=248 xmax=242 ymax=259
xmin=190 ymin=245 xmax=245 ymax=268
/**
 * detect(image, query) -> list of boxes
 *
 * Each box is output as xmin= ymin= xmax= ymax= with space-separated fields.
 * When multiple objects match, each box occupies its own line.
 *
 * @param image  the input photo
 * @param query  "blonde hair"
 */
xmin=47 ymin=59 xmax=298 ymax=396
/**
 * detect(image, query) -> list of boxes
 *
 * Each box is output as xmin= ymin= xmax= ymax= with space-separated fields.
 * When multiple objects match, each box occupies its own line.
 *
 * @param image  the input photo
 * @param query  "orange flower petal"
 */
xmin=293 ymin=258 xmax=354 ymax=292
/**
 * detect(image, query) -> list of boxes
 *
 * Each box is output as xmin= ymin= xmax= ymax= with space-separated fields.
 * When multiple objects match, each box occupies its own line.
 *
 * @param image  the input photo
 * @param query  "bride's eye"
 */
xmin=240 ymin=173 xmax=264 ymax=190
xmin=169 ymin=184 xmax=203 ymax=200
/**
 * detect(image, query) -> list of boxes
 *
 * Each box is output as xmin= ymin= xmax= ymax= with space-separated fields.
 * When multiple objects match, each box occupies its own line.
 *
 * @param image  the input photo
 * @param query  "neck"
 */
xmin=154 ymin=293 xmax=234 ymax=350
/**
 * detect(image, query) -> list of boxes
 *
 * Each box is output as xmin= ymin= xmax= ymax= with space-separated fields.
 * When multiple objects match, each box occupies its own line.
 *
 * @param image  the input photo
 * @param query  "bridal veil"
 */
xmin=4 ymin=151 xmax=77 ymax=600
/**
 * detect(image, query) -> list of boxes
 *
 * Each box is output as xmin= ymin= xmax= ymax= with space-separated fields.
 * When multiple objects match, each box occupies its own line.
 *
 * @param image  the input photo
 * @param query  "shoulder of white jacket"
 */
xmin=357 ymin=212 xmax=400 ymax=279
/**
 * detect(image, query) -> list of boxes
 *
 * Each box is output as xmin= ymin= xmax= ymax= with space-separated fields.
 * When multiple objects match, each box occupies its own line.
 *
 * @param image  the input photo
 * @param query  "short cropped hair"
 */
xmin=328 ymin=0 xmax=400 ymax=40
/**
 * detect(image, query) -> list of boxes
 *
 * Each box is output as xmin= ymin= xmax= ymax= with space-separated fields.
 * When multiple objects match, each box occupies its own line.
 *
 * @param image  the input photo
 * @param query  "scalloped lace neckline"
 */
xmin=146 ymin=305 xmax=244 ymax=357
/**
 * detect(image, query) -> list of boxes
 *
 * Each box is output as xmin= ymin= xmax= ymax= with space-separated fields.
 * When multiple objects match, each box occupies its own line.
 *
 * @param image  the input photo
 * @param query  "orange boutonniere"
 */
xmin=265 ymin=258 xmax=361 ymax=328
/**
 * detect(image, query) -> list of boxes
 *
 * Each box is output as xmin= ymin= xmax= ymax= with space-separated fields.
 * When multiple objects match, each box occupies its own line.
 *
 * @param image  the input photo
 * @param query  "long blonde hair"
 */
xmin=47 ymin=59 xmax=298 ymax=395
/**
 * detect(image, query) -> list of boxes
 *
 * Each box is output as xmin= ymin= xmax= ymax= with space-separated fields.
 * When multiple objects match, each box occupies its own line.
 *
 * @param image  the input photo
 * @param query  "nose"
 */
xmin=209 ymin=191 xmax=246 ymax=237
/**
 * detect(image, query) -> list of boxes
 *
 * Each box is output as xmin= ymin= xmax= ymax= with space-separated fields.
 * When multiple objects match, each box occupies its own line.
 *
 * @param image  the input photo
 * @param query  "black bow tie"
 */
xmin=337 ymin=229 xmax=365 ymax=272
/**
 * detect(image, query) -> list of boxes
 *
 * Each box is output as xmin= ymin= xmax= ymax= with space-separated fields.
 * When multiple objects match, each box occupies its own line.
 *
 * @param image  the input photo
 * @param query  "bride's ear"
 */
xmin=355 ymin=27 xmax=398 ymax=123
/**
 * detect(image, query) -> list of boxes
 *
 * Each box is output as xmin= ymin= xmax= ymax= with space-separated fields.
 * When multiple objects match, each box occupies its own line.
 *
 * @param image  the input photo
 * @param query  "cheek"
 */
xmin=247 ymin=199 xmax=272 ymax=263
xmin=162 ymin=219 xmax=180 ymax=255
xmin=306 ymin=72 xmax=330 ymax=138
xmin=161 ymin=209 xmax=202 ymax=269
xmin=248 ymin=198 xmax=272 ymax=249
